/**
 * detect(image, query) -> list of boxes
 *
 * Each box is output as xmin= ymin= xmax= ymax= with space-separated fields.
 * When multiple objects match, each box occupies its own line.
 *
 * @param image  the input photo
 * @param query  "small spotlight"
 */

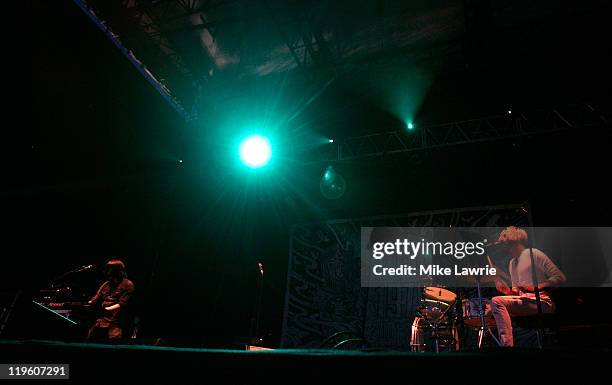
xmin=329 ymin=139 xmax=334 ymax=143
xmin=178 ymin=159 xmax=183 ymax=163
xmin=407 ymin=122 xmax=414 ymax=130
xmin=507 ymin=109 xmax=512 ymax=115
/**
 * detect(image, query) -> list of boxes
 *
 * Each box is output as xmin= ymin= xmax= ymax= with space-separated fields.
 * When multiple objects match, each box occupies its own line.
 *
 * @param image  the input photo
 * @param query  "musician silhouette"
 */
xmin=87 ymin=259 xmax=135 ymax=341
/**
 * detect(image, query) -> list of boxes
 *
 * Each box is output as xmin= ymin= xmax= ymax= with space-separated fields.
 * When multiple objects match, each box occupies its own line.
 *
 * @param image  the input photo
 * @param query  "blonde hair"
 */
xmin=496 ymin=226 xmax=528 ymax=245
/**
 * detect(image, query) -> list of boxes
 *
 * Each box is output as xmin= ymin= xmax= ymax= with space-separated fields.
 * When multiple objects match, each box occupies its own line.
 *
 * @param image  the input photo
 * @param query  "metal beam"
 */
xmin=302 ymin=103 xmax=609 ymax=163
xmin=73 ymin=0 xmax=193 ymax=121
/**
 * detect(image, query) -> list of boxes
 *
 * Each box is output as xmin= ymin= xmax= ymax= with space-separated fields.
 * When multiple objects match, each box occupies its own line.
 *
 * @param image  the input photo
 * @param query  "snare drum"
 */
xmin=461 ymin=298 xmax=496 ymax=328
xmin=423 ymin=287 xmax=457 ymax=303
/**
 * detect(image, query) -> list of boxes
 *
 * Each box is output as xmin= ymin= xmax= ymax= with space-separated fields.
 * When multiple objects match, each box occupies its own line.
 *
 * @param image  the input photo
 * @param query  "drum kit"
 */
xmin=411 ymin=286 xmax=459 ymax=352
xmin=410 ymin=278 xmax=502 ymax=352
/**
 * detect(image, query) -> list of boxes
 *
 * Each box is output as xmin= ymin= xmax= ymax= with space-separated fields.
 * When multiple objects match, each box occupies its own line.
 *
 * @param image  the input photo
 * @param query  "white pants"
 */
xmin=490 ymin=295 xmax=554 ymax=347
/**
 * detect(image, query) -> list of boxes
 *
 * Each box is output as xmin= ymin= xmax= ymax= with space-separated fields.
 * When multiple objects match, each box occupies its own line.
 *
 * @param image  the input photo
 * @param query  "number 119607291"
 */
xmin=1 ymin=364 xmax=69 ymax=379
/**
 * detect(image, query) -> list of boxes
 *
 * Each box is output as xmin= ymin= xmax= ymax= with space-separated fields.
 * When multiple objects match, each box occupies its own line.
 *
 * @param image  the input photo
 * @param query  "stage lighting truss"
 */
xmin=304 ymin=103 xmax=610 ymax=163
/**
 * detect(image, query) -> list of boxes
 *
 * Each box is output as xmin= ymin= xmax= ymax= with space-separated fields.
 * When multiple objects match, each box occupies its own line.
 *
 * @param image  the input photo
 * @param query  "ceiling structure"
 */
xmin=74 ymin=0 xmax=470 ymax=120
xmin=73 ymin=0 xmax=611 ymax=160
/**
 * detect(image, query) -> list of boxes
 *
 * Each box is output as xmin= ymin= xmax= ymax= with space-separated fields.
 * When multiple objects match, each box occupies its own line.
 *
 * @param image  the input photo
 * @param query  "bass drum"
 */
xmin=410 ymin=316 xmax=458 ymax=352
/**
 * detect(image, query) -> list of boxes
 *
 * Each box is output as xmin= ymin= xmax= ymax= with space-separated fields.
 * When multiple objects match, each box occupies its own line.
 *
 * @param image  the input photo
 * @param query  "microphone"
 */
xmin=50 ymin=264 xmax=96 ymax=287
xmin=258 ymin=262 xmax=264 ymax=276
xmin=484 ymin=240 xmax=503 ymax=248
xmin=74 ymin=264 xmax=96 ymax=272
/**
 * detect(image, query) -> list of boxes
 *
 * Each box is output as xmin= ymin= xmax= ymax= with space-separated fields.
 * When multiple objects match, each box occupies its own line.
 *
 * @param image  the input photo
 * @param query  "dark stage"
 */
xmin=2 ymin=339 xmax=611 ymax=382
xmin=5 ymin=0 xmax=612 ymax=382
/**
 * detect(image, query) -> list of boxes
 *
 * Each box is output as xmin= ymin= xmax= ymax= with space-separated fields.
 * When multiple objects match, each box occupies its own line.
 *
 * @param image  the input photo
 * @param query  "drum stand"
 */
xmin=475 ymin=279 xmax=501 ymax=349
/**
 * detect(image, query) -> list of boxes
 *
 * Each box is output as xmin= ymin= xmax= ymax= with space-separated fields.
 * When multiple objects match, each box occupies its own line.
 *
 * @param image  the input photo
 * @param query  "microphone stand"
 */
xmin=469 ymin=249 xmax=502 ymax=349
xmin=251 ymin=262 xmax=265 ymax=345
xmin=528 ymin=244 xmax=544 ymax=348
xmin=0 ymin=290 xmax=22 ymax=337
xmin=475 ymin=276 xmax=501 ymax=349
xmin=50 ymin=265 xmax=94 ymax=288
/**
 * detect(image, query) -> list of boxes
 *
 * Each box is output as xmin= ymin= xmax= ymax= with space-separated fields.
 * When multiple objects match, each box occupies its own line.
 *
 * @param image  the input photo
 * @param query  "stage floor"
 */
xmin=1 ymin=339 xmax=610 ymax=383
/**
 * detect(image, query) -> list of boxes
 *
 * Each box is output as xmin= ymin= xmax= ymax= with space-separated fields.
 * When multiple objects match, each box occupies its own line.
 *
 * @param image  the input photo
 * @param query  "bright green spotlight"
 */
xmin=407 ymin=122 xmax=414 ymax=130
xmin=238 ymin=134 xmax=272 ymax=168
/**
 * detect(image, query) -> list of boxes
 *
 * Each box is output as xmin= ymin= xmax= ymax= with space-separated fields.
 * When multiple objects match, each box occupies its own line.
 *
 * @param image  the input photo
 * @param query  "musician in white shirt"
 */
xmin=492 ymin=226 xmax=566 ymax=347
